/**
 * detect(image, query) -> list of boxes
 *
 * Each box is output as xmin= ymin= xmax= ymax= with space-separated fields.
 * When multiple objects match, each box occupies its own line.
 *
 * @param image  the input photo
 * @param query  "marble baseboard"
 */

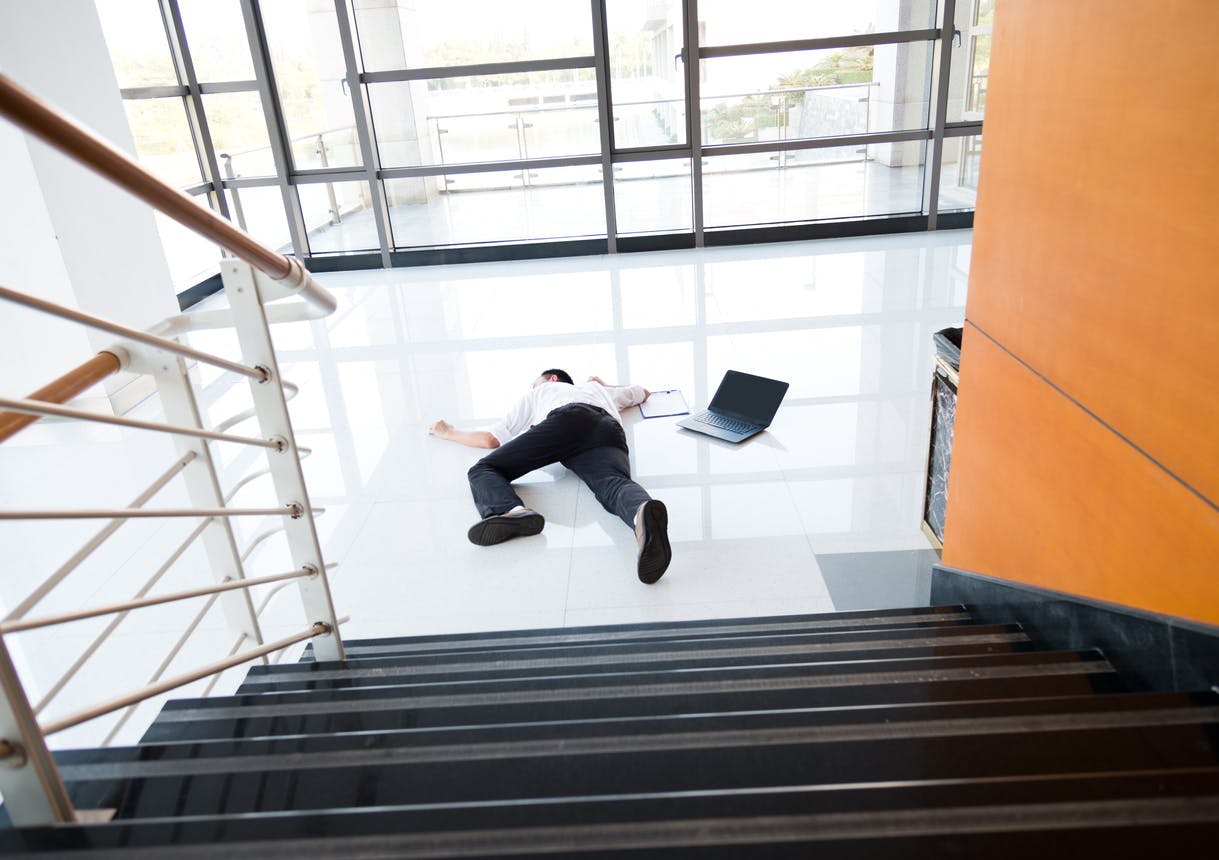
xmin=931 ymin=565 xmax=1219 ymax=693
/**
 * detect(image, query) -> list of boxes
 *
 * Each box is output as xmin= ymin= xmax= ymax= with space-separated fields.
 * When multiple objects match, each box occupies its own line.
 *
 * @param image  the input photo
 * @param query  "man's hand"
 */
xmin=589 ymin=376 xmax=650 ymax=404
xmin=428 ymin=419 xmax=454 ymax=439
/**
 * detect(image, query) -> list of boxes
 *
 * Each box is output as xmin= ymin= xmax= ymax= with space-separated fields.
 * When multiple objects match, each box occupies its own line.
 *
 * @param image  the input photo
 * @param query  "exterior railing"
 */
xmin=213 ymin=82 xmax=879 ymax=213
xmin=0 ymin=72 xmax=344 ymax=826
xmin=222 ymin=124 xmax=360 ymax=241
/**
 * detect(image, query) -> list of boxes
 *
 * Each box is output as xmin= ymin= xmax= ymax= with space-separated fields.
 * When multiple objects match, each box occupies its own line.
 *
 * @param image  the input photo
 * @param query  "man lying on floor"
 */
xmin=429 ymin=368 xmax=671 ymax=584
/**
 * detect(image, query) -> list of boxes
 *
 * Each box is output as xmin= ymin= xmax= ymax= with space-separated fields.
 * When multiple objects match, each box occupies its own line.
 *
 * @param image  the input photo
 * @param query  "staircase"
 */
xmin=3 ymin=604 xmax=1219 ymax=855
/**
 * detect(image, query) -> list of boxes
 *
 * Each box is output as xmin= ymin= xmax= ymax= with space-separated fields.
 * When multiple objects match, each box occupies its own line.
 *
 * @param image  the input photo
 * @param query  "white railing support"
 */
xmin=0 ymin=635 xmax=75 ymax=825
xmin=144 ymin=350 xmax=265 ymax=648
xmin=222 ymin=259 xmax=344 ymax=661
xmin=0 ymin=72 xmax=346 ymax=823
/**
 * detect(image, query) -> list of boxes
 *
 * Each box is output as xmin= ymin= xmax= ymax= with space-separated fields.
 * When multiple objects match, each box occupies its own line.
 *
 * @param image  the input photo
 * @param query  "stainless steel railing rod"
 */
xmin=0 ymin=568 xmax=316 ymax=635
xmin=40 ymin=623 xmax=332 ymax=736
xmin=199 ymin=632 xmax=251 ymax=699
xmin=0 ymin=505 xmax=302 ymax=521
xmin=32 ymin=518 xmax=214 ymax=715
xmin=255 ymin=562 xmax=338 ymax=617
xmin=0 ymin=285 xmax=267 ymax=382
xmin=100 ymin=594 xmax=225 ymax=747
xmin=0 ymin=396 xmax=282 ymax=449
xmin=3 ymin=452 xmax=198 ymax=623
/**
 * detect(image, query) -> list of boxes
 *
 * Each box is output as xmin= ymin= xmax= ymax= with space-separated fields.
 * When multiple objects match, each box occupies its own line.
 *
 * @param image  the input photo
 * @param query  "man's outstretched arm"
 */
xmin=587 ymin=376 xmax=650 ymax=401
xmin=428 ymin=420 xmax=500 ymax=449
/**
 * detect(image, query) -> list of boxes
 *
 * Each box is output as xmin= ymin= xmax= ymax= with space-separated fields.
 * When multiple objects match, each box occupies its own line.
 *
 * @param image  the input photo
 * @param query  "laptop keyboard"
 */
xmin=694 ymin=411 xmax=755 ymax=434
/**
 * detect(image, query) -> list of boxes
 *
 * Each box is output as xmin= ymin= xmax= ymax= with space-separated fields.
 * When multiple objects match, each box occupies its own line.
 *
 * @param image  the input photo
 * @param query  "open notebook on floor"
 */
xmin=639 ymin=389 xmax=689 ymax=418
xmin=677 ymin=370 xmax=789 ymax=443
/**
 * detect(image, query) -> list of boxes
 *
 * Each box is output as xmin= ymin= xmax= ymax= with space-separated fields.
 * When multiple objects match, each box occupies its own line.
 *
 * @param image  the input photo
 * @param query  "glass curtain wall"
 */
xmin=94 ymin=0 xmax=988 ymax=292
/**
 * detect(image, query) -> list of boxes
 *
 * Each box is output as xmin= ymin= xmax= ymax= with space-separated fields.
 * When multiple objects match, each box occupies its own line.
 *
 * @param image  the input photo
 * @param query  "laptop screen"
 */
xmin=708 ymin=370 xmax=790 ymax=425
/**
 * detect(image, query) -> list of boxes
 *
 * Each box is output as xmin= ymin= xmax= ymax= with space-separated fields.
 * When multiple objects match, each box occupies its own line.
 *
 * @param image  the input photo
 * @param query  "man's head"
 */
xmin=534 ymin=368 xmax=574 ymax=387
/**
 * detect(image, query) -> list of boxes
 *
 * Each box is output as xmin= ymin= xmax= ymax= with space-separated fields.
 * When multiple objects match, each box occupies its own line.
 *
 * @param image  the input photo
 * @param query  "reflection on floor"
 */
xmin=223 ymin=228 xmax=971 ymax=636
xmin=816 ymin=549 xmax=941 ymax=611
xmin=0 ymin=229 xmax=970 ymax=747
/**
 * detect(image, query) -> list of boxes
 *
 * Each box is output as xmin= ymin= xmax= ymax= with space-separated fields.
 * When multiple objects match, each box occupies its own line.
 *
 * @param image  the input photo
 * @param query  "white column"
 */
xmin=0 ymin=0 xmax=178 ymax=411
xmin=349 ymin=0 xmax=435 ymax=205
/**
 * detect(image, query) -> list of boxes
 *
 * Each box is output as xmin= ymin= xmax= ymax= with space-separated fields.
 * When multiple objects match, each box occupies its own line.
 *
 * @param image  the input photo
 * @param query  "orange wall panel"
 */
xmin=946 ymin=0 xmax=1219 ymax=622
xmin=967 ymin=0 xmax=1219 ymax=503
xmin=943 ymin=328 xmax=1219 ymax=625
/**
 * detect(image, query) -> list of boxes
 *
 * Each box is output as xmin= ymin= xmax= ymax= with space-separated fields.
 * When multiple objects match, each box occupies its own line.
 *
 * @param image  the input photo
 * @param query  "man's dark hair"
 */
xmin=540 ymin=368 xmax=574 ymax=385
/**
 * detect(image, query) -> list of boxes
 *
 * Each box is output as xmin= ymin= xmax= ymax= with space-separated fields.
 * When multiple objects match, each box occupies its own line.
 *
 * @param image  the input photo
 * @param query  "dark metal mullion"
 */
xmin=683 ymin=0 xmax=704 ymax=247
xmin=222 ymin=176 xmax=281 ymax=190
xmin=122 ymin=82 xmax=260 ymax=99
xmin=699 ymin=29 xmax=942 ymax=59
xmin=158 ymin=0 xmax=230 ymax=220
xmin=590 ymin=0 xmax=617 ymax=253
xmin=925 ymin=0 xmax=959 ymax=229
xmin=197 ymin=81 xmax=261 ymax=95
xmin=121 ymin=85 xmax=189 ymax=100
xmin=379 ymin=155 xmax=602 ymax=180
xmin=944 ymin=120 xmax=984 ymax=138
xmin=334 ymin=0 xmax=393 ymax=266
xmin=361 ymin=56 xmax=595 ymax=85
xmin=238 ymin=0 xmax=309 ymax=257
xmin=291 ymin=168 xmax=370 ymax=183
xmin=705 ymin=129 xmax=930 ymax=158
xmin=610 ymin=144 xmax=690 ymax=161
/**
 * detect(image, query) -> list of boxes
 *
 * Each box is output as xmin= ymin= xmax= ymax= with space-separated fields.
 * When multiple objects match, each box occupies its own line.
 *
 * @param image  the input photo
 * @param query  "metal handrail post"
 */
xmin=317 ymin=132 xmax=340 ymax=225
xmin=0 ymin=634 xmax=75 ymax=825
xmin=221 ymin=153 xmax=247 ymax=232
xmin=145 ymin=351 xmax=265 ymax=648
xmin=221 ymin=258 xmax=344 ymax=661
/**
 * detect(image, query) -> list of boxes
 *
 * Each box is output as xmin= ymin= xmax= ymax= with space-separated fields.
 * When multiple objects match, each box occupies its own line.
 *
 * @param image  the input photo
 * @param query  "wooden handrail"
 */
xmin=0 ymin=351 xmax=120 ymax=444
xmin=0 ymin=73 xmax=325 ymax=300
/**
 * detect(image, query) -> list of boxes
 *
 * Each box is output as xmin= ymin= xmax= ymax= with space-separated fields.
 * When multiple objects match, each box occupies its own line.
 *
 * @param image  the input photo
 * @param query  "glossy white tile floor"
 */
xmin=0 ymin=230 xmax=970 ymax=748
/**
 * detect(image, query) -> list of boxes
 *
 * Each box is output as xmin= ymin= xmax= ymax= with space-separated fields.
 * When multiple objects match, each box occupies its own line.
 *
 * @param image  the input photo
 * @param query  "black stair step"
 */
xmin=54 ymin=689 xmax=1219 ymax=774
xmin=59 ymin=703 xmax=1219 ymax=817
xmin=282 ymin=621 xmax=1027 ymax=677
xmin=301 ymin=605 xmax=975 ymax=662
xmin=139 ymin=651 xmax=1122 ymax=743
xmin=7 ymin=770 xmax=1219 ymax=856
xmin=240 ymin=624 xmax=1035 ymax=694
xmin=162 ymin=649 xmax=1114 ymax=714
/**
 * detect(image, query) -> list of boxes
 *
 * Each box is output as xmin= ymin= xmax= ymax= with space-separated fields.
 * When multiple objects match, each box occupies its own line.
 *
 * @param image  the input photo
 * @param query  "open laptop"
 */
xmin=677 ymin=370 xmax=789 ymax=443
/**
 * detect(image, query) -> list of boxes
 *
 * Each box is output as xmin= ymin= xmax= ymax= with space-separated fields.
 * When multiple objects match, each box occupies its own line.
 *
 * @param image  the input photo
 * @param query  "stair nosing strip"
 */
xmin=62 ymin=705 xmax=1219 ymax=781
xmin=244 ymin=633 xmax=1032 ymax=684
xmin=44 ymin=795 xmax=1219 ymax=857
xmin=321 ymin=612 xmax=976 ymax=656
xmin=151 ymin=659 xmax=1115 ymax=723
xmin=207 ymin=651 xmax=1105 ymax=705
xmin=53 ymin=764 xmax=1219 ymax=824
xmin=107 ymin=691 xmax=1164 ymax=751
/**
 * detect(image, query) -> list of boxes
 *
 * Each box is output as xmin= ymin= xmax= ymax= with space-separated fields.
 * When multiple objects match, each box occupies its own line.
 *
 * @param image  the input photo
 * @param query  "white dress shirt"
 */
xmin=490 ymin=381 xmax=647 ymax=444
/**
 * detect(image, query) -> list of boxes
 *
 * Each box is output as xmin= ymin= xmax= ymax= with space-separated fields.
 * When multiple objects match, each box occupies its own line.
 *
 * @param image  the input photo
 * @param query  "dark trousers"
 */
xmin=468 ymin=403 xmax=651 ymax=528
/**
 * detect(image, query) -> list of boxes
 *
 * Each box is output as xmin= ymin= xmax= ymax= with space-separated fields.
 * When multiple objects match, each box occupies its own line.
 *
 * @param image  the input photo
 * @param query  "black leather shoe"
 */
xmin=467 ymin=509 xmax=544 ymax=546
xmin=634 ymin=499 xmax=671 ymax=584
